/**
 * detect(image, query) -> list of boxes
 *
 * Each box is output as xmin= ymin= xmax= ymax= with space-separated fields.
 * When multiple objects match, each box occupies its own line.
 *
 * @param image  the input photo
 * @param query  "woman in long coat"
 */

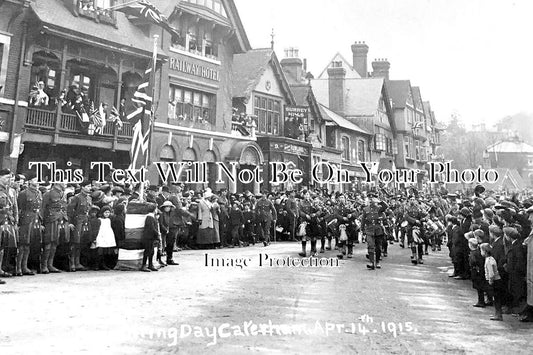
xmin=210 ymin=195 xmax=221 ymax=246
xmin=196 ymin=189 xmax=214 ymax=248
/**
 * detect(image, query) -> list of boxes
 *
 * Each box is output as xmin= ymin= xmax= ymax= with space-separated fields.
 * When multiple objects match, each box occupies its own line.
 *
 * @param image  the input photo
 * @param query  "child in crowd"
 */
xmin=481 ymin=243 xmax=504 ymax=321
xmin=243 ymin=202 xmax=255 ymax=246
xmin=94 ymin=205 xmax=117 ymax=270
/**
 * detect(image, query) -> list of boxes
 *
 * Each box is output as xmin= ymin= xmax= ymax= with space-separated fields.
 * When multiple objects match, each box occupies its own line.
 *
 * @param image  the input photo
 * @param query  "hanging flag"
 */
xmin=114 ymin=0 xmax=181 ymax=43
xmin=127 ymin=59 xmax=154 ymax=170
xmin=412 ymin=121 xmax=424 ymax=130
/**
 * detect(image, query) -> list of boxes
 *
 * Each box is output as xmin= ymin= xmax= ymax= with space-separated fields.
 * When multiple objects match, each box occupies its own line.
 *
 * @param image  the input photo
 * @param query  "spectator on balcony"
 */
xmin=29 ymin=81 xmax=49 ymax=108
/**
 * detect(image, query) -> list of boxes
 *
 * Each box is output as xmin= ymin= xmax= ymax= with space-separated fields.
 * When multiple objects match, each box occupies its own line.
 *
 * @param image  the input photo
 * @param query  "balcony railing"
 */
xmin=26 ymin=107 xmax=133 ymax=139
xmin=25 ymin=108 xmax=56 ymax=130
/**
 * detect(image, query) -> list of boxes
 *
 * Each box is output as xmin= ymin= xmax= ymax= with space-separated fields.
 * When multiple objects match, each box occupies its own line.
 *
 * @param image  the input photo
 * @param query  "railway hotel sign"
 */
xmin=169 ymin=57 xmax=220 ymax=82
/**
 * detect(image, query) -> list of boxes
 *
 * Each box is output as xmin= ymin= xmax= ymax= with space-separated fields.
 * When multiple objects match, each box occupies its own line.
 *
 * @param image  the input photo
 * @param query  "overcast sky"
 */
xmin=234 ymin=0 xmax=532 ymax=127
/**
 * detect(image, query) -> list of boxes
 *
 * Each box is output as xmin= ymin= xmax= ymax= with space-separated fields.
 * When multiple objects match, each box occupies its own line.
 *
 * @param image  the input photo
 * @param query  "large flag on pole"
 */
xmin=114 ymin=0 xmax=181 ymax=43
xmin=128 ymin=59 xmax=154 ymax=170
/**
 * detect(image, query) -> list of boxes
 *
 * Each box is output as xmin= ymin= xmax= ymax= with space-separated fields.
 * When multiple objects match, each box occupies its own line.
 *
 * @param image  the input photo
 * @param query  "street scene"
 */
xmin=1 ymin=0 xmax=533 ymax=354
xmin=1 ymin=242 xmax=532 ymax=354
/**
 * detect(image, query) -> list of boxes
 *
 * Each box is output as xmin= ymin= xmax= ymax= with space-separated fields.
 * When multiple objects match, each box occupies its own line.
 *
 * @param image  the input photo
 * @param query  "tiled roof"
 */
xmin=290 ymin=85 xmax=310 ymax=106
xmin=319 ymin=104 xmax=370 ymax=135
xmin=311 ymin=77 xmax=384 ymax=116
xmin=387 ymin=80 xmax=411 ymax=109
xmin=232 ymin=48 xmax=274 ymax=99
xmin=411 ymin=86 xmax=423 ymax=110
xmin=486 ymin=140 xmax=533 ymax=154
xmin=30 ymin=0 xmax=157 ymax=56
xmin=232 ymin=48 xmax=295 ymax=104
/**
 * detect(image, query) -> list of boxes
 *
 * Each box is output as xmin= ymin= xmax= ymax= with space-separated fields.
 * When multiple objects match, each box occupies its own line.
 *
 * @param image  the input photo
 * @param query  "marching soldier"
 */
xmin=285 ymin=190 xmax=299 ymax=242
xmin=361 ymin=192 xmax=386 ymax=270
xmin=16 ymin=172 xmax=42 ymax=276
xmin=0 ymin=169 xmax=17 ymax=283
xmin=255 ymin=192 xmax=277 ymax=247
xmin=41 ymin=182 xmax=70 ymax=274
xmin=404 ymin=190 xmax=428 ymax=265
xmin=67 ymin=180 xmax=92 ymax=272
xmin=334 ymin=194 xmax=356 ymax=259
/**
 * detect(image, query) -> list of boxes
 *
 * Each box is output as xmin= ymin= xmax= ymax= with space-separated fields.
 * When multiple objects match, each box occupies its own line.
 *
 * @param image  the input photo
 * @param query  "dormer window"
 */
xmin=77 ymin=0 xmax=116 ymax=26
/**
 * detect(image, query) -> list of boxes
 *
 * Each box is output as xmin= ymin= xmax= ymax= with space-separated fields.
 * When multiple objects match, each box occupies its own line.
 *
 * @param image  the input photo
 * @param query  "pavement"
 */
xmin=0 ymin=241 xmax=532 ymax=355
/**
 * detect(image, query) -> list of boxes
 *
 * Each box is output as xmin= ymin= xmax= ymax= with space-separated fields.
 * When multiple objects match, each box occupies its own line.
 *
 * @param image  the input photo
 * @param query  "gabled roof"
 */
xmin=311 ymin=77 xmax=385 ymax=116
xmin=317 ymin=52 xmax=361 ymax=79
xmin=30 ymin=0 xmax=160 ymax=57
xmin=486 ymin=140 xmax=533 ymax=154
xmin=411 ymin=86 xmax=424 ymax=111
xmin=483 ymin=168 xmax=527 ymax=190
xmin=319 ymin=104 xmax=370 ymax=135
xmin=387 ymin=80 xmax=412 ymax=109
xmin=146 ymin=0 xmax=251 ymax=53
xmin=232 ymin=48 xmax=295 ymax=104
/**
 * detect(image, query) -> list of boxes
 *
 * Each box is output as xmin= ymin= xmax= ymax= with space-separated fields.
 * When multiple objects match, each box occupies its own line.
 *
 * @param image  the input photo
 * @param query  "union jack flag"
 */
xmin=115 ymin=0 xmax=180 ymax=43
xmin=127 ymin=60 xmax=154 ymax=170
xmin=412 ymin=121 xmax=424 ymax=130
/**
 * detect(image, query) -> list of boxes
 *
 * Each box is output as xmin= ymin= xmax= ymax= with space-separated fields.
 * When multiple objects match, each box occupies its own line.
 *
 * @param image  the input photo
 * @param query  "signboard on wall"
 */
xmin=284 ymin=106 xmax=308 ymax=139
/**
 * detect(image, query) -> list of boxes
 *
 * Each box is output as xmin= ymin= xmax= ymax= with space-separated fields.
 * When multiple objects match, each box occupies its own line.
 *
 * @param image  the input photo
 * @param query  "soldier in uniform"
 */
xmin=16 ymin=172 xmax=42 ymax=276
xmin=255 ymin=192 xmax=277 ymax=247
xmin=285 ymin=190 xmax=299 ymax=242
xmin=297 ymin=190 xmax=314 ymax=257
xmin=403 ymin=191 xmax=428 ymax=265
xmin=41 ymin=182 xmax=70 ymax=274
xmin=361 ymin=192 xmax=386 ymax=270
xmin=0 ymin=169 xmax=16 ymax=283
xmin=67 ymin=180 xmax=92 ymax=272
xmin=333 ymin=194 xmax=356 ymax=259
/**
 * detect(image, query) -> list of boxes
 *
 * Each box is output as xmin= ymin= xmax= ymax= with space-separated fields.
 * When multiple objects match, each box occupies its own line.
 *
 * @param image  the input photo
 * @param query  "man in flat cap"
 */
xmin=67 ymin=180 xmax=92 ymax=272
xmin=504 ymin=227 xmax=527 ymax=313
xmin=16 ymin=172 xmax=42 ymax=276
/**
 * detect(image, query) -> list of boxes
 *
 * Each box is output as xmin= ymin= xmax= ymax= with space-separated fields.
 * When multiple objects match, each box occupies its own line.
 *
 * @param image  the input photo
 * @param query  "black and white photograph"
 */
xmin=0 ymin=0 xmax=532 ymax=354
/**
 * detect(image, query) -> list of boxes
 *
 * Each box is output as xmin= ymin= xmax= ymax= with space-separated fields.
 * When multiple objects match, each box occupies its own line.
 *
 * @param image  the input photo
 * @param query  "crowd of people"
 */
xmin=0 ymin=167 xmax=531 ymax=323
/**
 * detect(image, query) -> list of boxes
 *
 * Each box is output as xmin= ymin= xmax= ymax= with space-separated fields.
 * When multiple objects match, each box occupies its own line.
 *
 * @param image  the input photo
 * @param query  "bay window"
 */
xmin=254 ymin=94 xmax=281 ymax=135
xmin=168 ymin=84 xmax=215 ymax=124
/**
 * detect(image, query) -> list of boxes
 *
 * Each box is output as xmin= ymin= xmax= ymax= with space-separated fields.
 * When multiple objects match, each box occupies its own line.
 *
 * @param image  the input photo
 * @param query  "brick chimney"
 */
xmin=351 ymin=41 xmax=369 ymax=78
xmin=327 ymin=61 xmax=346 ymax=114
xmin=372 ymin=58 xmax=391 ymax=80
xmin=280 ymin=47 xmax=303 ymax=81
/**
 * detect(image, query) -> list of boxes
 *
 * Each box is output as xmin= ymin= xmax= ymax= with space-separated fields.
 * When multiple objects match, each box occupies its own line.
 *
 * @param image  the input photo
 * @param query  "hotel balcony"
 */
xmin=24 ymin=107 xmax=133 ymax=151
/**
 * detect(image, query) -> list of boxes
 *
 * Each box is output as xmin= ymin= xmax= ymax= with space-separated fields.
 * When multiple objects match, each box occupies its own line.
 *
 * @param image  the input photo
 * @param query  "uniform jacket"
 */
xmin=361 ymin=204 xmax=386 ymax=236
xmin=255 ymin=198 xmax=277 ymax=223
xmin=41 ymin=187 xmax=68 ymax=224
xmin=17 ymin=186 xmax=42 ymax=227
xmin=0 ymin=183 xmax=15 ymax=225
xmin=67 ymin=192 xmax=92 ymax=224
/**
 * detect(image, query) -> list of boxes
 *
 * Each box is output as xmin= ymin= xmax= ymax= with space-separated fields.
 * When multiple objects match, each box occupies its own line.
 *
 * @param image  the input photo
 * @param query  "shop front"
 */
xmin=258 ymin=137 xmax=311 ymax=192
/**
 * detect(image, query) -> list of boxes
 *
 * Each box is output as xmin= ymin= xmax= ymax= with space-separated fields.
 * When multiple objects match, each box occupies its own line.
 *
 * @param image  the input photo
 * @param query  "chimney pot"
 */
xmin=351 ymin=41 xmax=369 ymax=78
xmin=372 ymin=58 xmax=391 ymax=80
